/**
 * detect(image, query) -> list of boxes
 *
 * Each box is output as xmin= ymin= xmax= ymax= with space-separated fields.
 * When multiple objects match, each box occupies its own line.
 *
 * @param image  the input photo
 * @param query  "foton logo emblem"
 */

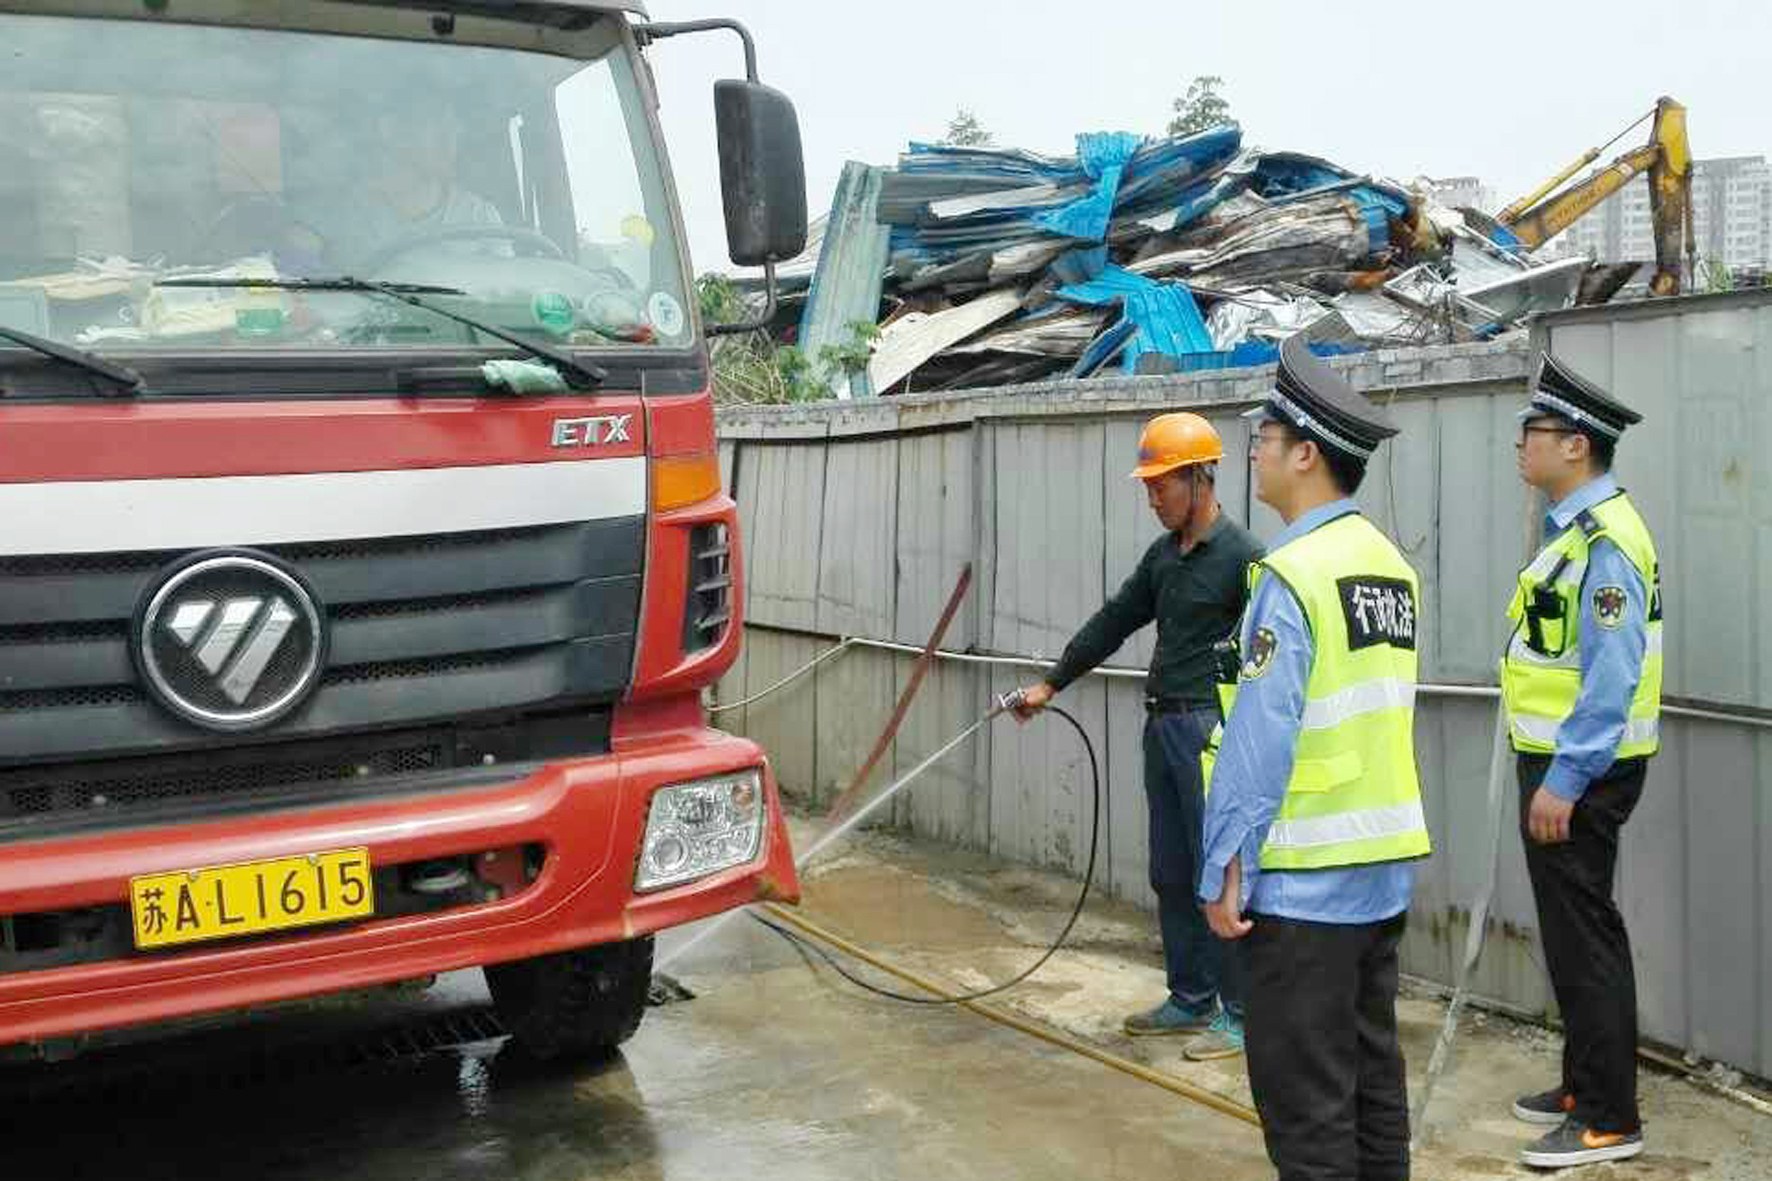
xmin=135 ymin=553 xmax=326 ymax=732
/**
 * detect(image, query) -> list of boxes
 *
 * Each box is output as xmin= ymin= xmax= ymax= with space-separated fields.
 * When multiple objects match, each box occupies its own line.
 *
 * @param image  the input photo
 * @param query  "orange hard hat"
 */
xmin=1128 ymin=412 xmax=1223 ymax=479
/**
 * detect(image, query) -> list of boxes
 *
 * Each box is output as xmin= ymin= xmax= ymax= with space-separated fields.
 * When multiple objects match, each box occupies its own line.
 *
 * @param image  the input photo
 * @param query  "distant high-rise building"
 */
xmin=1559 ymin=156 xmax=1771 ymax=274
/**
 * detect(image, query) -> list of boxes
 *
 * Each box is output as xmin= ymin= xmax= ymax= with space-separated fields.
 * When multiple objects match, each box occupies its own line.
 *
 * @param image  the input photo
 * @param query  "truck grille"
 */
xmin=683 ymin=523 xmax=732 ymax=653
xmin=0 ymin=707 xmax=610 ymax=841
xmin=0 ymin=518 xmax=643 ymax=832
xmin=1 ymin=732 xmax=446 ymax=832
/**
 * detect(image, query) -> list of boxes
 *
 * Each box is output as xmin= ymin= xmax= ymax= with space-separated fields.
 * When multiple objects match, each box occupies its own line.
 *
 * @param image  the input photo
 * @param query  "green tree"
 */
xmin=941 ymin=109 xmax=994 ymax=148
xmin=816 ymin=320 xmax=882 ymax=385
xmin=696 ymin=273 xmax=745 ymax=325
xmin=1167 ymin=75 xmax=1231 ymax=138
xmin=695 ymin=276 xmax=880 ymax=405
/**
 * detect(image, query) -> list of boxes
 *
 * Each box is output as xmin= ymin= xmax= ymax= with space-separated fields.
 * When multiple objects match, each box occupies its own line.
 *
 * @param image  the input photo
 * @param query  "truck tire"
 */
xmin=485 ymin=936 xmax=653 ymax=1060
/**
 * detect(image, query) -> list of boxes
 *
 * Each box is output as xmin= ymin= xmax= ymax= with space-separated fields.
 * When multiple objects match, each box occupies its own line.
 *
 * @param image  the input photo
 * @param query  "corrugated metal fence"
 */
xmin=713 ymin=290 xmax=1772 ymax=1078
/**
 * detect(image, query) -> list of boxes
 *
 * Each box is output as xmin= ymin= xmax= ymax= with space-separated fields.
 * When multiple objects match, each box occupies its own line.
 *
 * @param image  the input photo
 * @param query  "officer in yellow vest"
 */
xmin=1201 ymin=335 xmax=1430 ymax=1181
xmin=1502 ymin=354 xmax=1660 ymax=1170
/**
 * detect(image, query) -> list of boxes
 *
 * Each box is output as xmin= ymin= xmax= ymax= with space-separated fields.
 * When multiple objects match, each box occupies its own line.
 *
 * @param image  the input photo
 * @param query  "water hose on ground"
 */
xmin=756 ymin=902 xmax=1262 ymax=1128
xmin=755 ymin=697 xmax=1100 ymax=1006
xmin=758 ymin=683 xmax=1261 ymax=1129
xmin=722 ymin=669 xmax=1263 ymax=1129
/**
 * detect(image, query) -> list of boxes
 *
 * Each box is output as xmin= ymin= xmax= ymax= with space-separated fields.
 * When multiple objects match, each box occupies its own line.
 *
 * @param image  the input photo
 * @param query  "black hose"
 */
xmin=752 ymin=703 xmax=1101 ymax=1006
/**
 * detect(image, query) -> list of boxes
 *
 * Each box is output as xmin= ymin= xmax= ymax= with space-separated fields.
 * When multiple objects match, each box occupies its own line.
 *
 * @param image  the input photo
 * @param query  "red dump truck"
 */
xmin=0 ymin=0 xmax=804 ymax=1059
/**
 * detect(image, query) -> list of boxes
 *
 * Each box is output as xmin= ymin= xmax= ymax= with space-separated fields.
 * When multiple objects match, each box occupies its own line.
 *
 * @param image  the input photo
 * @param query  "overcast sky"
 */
xmin=642 ymin=0 xmax=1771 ymax=276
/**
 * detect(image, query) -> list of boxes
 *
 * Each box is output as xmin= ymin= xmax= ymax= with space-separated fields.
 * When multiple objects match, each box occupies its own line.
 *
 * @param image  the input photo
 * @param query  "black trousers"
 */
xmin=1517 ymin=752 xmax=1646 ymax=1134
xmin=1244 ymin=912 xmax=1410 ymax=1181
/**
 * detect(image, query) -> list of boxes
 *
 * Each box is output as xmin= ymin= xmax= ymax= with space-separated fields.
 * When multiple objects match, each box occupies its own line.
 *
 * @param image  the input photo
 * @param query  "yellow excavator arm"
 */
xmin=1499 ymin=98 xmax=1694 ymax=296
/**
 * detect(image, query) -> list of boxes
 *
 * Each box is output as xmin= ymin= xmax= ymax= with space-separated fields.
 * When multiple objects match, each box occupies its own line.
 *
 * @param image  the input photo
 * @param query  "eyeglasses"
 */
xmin=1248 ymin=432 xmax=1287 ymax=456
xmin=1517 ymin=425 xmax=1577 ymax=445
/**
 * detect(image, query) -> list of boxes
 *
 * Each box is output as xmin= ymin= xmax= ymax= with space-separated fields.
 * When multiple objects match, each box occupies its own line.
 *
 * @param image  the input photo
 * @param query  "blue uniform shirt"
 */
xmin=1198 ymin=500 xmax=1416 ymax=923
xmin=1537 ymin=474 xmax=1650 ymax=802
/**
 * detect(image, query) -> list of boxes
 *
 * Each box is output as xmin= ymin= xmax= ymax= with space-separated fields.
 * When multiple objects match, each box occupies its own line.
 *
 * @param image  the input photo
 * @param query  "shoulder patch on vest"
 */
xmin=1592 ymin=584 xmax=1628 ymax=630
xmin=1240 ymin=627 xmax=1278 ymax=681
xmin=1336 ymin=576 xmax=1417 ymax=651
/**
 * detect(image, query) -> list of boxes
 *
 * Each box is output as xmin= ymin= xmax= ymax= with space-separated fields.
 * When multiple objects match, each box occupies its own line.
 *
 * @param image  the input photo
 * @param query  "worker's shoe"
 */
xmin=1512 ymin=1086 xmax=1576 ymax=1126
xmin=1519 ymin=1119 xmax=1644 ymax=1169
xmin=1123 ymin=998 xmax=1216 ymax=1037
xmin=1183 ymin=1010 xmax=1245 ymax=1061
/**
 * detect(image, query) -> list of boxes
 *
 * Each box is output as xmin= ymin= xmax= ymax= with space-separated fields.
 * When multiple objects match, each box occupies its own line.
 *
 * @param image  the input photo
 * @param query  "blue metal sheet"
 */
xmin=1056 ymin=266 xmax=1213 ymax=374
xmin=1034 ymin=132 xmax=1142 ymax=242
xmin=879 ymin=126 xmax=1244 ymax=279
xmin=1252 ymin=152 xmax=1410 ymax=254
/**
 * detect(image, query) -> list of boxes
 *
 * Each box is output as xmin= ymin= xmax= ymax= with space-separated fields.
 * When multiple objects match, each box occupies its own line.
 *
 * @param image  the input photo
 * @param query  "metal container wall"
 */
xmin=716 ymin=292 xmax=1772 ymax=1077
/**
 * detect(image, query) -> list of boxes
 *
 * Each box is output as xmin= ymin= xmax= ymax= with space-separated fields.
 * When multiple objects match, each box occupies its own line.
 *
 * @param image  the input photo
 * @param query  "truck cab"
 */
xmin=0 ymin=0 xmax=804 ymax=1059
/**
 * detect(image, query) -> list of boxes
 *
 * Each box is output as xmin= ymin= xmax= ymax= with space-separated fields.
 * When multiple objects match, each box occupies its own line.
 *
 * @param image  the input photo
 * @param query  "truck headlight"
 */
xmin=635 ymin=768 xmax=765 ymax=891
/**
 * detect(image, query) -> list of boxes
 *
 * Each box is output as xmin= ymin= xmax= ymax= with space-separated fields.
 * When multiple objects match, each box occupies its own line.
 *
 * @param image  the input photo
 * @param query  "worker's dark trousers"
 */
xmin=1144 ymin=709 xmax=1243 ymax=1017
xmin=1244 ymin=912 xmax=1410 ymax=1181
xmin=1517 ymin=752 xmax=1646 ymax=1134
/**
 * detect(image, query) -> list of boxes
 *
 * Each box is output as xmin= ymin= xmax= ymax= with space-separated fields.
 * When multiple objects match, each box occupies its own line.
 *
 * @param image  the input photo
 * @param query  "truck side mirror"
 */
xmin=714 ymin=79 xmax=807 ymax=267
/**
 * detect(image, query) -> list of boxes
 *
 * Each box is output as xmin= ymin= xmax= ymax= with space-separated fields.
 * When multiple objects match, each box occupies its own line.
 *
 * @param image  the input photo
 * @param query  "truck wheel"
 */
xmin=485 ymin=936 xmax=653 ymax=1060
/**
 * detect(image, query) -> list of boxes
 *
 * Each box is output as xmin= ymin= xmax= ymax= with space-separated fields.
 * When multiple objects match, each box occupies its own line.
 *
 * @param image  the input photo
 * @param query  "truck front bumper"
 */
xmin=0 ymin=726 xmax=798 ymax=1047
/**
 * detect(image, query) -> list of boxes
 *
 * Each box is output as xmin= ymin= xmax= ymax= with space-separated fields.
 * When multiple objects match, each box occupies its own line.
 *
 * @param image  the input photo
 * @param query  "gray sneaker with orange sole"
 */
xmin=1512 ymin=1087 xmax=1575 ymax=1126
xmin=1520 ymin=1119 xmax=1644 ymax=1168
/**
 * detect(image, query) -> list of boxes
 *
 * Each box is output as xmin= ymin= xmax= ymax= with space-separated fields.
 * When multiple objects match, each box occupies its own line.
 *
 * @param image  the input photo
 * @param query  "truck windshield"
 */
xmin=0 ymin=13 xmax=695 ymax=354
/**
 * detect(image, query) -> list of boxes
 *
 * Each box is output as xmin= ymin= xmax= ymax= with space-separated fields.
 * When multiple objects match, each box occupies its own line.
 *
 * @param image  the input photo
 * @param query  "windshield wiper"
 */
xmin=0 ymin=324 xmax=144 ymax=395
xmin=153 ymin=276 xmax=609 ymax=389
xmin=154 ymin=277 xmax=469 ymax=296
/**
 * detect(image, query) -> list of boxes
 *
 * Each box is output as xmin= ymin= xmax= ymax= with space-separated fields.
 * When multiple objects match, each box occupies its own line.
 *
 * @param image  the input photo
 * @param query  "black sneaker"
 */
xmin=1520 ymin=1119 xmax=1644 ymax=1169
xmin=1511 ymin=1087 xmax=1575 ymax=1126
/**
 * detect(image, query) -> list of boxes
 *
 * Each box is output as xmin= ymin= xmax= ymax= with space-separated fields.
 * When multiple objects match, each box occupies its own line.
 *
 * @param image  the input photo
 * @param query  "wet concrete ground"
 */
xmin=776 ymin=828 xmax=1772 ymax=1181
xmin=4 ymin=820 xmax=1767 ymax=1180
xmin=0 ymin=878 xmax=1268 ymax=1177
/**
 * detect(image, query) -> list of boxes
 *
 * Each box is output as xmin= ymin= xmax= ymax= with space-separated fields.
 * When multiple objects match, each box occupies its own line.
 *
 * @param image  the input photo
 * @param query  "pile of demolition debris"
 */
xmin=747 ymin=124 xmax=1639 ymax=399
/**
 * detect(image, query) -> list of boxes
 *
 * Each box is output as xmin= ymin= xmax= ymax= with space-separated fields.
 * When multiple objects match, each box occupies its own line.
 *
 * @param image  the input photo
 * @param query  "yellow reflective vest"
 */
xmin=1204 ymin=512 xmax=1432 ymax=871
xmin=1501 ymin=491 xmax=1662 ymax=758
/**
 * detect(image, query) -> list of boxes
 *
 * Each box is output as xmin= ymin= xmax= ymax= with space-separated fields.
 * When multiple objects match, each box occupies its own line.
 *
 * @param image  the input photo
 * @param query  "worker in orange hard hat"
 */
xmin=1128 ymin=411 xmax=1227 ymax=532
xmin=1128 ymin=410 xmax=1225 ymax=473
xmin=1014 ymin=410 xmax=1264 ymax=1056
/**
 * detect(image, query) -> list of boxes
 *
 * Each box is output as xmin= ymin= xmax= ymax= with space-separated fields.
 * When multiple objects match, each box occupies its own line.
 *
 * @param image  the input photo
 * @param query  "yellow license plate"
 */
xmin=130 ymin=848 xmax=374 ymax=951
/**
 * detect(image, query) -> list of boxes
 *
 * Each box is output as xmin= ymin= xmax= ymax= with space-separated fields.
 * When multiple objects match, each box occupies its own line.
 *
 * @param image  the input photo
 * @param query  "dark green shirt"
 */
xmin=1045 ymin=514 xmax=1264 ymax=706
